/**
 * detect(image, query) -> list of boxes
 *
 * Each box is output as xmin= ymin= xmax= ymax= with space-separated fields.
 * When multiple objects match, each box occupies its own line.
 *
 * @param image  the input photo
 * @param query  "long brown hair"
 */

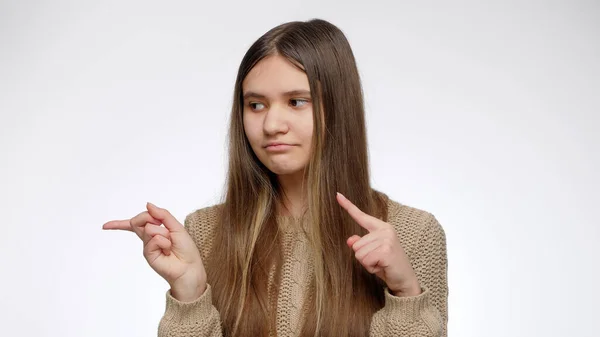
xmin=206 ymin=19 xmax=389 ymax=336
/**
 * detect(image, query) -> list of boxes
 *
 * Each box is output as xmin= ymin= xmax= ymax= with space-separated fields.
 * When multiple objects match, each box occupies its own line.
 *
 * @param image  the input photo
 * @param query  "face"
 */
xmin=242 ymin=54 xmax=314 ymax=177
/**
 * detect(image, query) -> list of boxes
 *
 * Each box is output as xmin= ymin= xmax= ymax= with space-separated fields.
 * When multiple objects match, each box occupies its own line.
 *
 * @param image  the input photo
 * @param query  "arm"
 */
xmin=158 ymin=210 xmax=224 ymax=337
xmin=369 ymin=214 xmax=448 ymax=336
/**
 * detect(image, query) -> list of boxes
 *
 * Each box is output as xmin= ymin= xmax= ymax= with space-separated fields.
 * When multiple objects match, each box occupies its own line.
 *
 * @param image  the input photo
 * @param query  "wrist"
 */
xmin=171 ymin=282 xmax=206 ymax=302
xmin=170 ymin=274 xmax=207 ymax=302
xmin=391 ymin=279 xmax=421 ymax=297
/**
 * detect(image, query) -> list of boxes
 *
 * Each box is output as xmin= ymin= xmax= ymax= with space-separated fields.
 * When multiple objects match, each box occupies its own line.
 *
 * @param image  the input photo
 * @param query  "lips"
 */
xmin=264 ymin=143 xmax=295 ymax=152
xmin=264 ymin=142 xmax=292 ymax=148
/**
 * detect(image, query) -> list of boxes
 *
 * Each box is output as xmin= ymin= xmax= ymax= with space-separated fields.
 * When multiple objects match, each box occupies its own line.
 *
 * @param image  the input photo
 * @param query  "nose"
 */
xmin=263 ymin=103 xmax=289 ymax=136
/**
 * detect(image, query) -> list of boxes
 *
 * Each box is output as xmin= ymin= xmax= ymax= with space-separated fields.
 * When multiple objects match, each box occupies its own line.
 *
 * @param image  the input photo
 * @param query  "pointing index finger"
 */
xmin=102 ymin=220 xmax=133 ymax=231
xmin=336 ymin=192 xmax=378 ymax=232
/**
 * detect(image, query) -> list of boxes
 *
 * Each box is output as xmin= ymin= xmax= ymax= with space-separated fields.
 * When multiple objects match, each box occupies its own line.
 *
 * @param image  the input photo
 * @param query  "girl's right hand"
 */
xmin=103 ymin=202 xmax=207 ymax=302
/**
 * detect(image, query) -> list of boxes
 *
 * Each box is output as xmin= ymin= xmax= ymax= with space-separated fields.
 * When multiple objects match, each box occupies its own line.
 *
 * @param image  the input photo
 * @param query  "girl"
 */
xmin=103 ymin=18 xmax=448 ymax=337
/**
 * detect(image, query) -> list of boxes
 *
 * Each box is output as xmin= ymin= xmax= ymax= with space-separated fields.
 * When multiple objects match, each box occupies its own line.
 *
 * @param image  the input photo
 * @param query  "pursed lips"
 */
xmin=264 ymin=142 xmax=294 ymax=148
xmin=264 ymin=143 xmax=296 ymax=151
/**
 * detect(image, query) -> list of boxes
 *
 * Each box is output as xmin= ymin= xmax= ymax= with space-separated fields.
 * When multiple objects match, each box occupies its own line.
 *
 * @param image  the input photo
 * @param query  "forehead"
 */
xmin=242 ymin=55 xmax=310 ymax=95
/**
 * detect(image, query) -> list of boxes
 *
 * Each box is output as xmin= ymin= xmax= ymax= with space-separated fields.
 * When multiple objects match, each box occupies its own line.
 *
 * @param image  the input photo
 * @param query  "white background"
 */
xmin=1 ymin=0 xmax=598 ymax=336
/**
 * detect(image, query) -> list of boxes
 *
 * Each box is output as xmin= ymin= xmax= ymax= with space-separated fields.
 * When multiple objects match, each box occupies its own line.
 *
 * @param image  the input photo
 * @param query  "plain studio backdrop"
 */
xmin=1 ymin=0 xmax=598 ymax=336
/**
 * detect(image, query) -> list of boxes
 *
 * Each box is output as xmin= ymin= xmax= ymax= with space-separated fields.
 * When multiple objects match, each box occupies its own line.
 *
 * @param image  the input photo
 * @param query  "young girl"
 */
xmin=104 ymin=18 xmax=448 ymax=337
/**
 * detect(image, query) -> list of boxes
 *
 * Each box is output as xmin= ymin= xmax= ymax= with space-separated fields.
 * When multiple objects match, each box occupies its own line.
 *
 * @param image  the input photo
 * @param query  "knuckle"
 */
xmin=355 ymin=251 xmax=363 ymax=261
xmin=359 ymin=253 xmax=371 ymax=264
xmin=142 ymin=213 xmax=153 ymax=223
xmin=149 ymin=233 xmax=161 ymax=244
xmin=145 ymin=223 xmax=157 ymax=234
xmin=143 ymin=224 xmax=152 ymax=234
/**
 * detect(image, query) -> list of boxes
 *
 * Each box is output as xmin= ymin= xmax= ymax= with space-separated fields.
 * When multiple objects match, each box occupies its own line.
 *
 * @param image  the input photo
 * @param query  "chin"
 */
xmin=264 ymin=163 xmax=305 ymax=176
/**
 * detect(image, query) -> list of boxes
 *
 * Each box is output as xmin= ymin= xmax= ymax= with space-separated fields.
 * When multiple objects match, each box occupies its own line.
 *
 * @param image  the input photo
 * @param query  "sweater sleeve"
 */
xmin=157 ymin=209 xmax=224 ymax=337
xmin=369 ymin=214 xmax=449 ymax=336
xmin=158 ymin=284 xmax=223 ymax=337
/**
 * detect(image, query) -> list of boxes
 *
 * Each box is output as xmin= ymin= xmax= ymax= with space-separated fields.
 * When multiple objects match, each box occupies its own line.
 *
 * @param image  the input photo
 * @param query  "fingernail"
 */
xmin=337 ymin=192 xmax=345 ymax=199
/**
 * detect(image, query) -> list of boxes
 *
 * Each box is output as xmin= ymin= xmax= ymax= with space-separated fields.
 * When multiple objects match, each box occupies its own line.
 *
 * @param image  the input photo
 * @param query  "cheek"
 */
xmin=299 ymin=112 xmax=314 ymax=144
xmin=243 ymin=115 xmax=260 ymax=145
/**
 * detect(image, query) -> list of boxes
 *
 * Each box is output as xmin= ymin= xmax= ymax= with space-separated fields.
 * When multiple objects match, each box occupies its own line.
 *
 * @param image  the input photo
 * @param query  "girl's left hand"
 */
xmin=336 ymin=192 xmax=422 ymax=297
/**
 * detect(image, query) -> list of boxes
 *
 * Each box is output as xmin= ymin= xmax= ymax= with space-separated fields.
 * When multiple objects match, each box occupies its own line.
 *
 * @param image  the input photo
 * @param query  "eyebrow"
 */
xmin=242 ymin=90 xmax=311 ymax=100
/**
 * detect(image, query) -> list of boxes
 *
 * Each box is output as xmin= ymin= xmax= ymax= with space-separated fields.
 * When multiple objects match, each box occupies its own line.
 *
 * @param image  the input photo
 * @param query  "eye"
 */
xmin=290 ymin=99 xmax=309 ymax=108
xmin=249 ymin=102 xmax=266 ymax=111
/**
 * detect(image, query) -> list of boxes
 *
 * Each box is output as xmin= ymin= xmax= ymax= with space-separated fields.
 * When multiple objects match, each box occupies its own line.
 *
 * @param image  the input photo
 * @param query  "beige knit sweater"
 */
xmin=158 ymin=198 xmax=448 ymax=336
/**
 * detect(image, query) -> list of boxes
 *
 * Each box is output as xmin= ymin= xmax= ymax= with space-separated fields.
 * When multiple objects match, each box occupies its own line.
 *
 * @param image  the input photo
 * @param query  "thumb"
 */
xmin=146 ymin=202 xmax=184 ymax=233
xmin=347 ymin=235 xmax=361 ymax=248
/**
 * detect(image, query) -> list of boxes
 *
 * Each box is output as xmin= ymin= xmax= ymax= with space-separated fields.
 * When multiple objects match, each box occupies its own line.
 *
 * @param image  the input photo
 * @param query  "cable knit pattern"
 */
xmin=158 ymin=199 xmax=448 ymax=336
xmin=276 ymin=218 xmax=312 ymax=336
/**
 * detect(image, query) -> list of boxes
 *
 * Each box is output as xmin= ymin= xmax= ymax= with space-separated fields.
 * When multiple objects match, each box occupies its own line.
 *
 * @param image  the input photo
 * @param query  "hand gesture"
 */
xmin=102 ymin=202 xmax=207 ymax=302
xmin=336 ymin=193 xmax=421 ymax=297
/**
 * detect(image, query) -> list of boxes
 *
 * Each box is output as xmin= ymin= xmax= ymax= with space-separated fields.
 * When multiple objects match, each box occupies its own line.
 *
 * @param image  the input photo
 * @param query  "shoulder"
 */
xmin=384 ymin=198 xmax=446 ymax=259
xmin=183 ymin=203 xmax=224 ymax=262
xmin=184 ymin=203 xmax=223 ymax=228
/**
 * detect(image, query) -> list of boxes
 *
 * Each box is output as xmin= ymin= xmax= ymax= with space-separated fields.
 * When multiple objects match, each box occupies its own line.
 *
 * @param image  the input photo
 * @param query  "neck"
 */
xmin=277 ymin=170 xmax=307 ymax=218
